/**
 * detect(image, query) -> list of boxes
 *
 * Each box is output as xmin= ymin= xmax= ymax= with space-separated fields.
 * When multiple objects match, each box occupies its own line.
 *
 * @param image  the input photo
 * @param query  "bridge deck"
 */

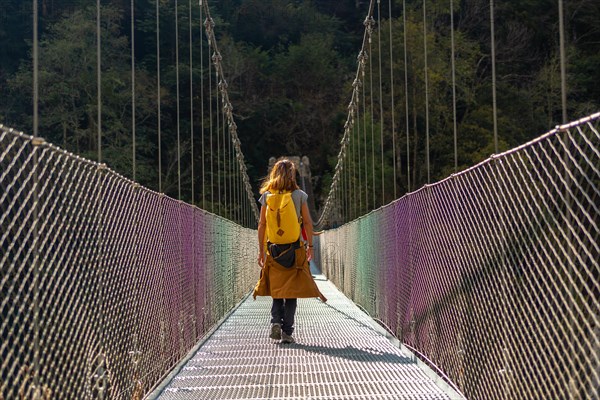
xmin=150 ymin=272 xmax=463 ymax=400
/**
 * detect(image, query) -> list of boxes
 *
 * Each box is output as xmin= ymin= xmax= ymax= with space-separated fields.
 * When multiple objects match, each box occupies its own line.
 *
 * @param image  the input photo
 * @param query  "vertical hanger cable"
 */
xmin=450 ymin=0 xmax=458 ymax=172
xmin=157 ymin=0 xmax=162 ymax=192
xmin=207 ymin=17 xmax=214 ymax=212
xmin=423 ymin=0 xmax=430 ymax=183
xmin=131 ymin=0 xmax=136 ymax=181
xmin=558 ymin=0 xmax=567 ymax=123
xmin=200 ymin=2 xmax=205 ymax=209
xmin=97 ymin=0 xmax=102 ymax=163
xmin=378 ymin=0 xmax=385 ymax=203
xmin=403 ymin=0 xmax=411 ymax=192
xmin=388 ymin=0 xmax=397 ymax=198
xmin=490 ymin=0 xmax=498 ymax=154
xmin=368 ymin=17 xmax=376 ymax=208
xmin=189 ymin=0 xmax=194 ymax=204
xmin=175 ymin=0 xmax=181 ymax=199
xmin=215 ymin=61 xmax=221 ymax=215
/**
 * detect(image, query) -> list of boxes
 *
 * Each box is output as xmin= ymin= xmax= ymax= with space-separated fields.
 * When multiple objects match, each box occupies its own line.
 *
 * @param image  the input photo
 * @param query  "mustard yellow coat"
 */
xmin=253 ymin=247 xmax=327 ymax=301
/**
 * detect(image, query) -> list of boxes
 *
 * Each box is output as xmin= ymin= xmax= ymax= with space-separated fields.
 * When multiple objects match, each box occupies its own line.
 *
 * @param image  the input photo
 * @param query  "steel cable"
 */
xmin=388 ymin=0 xmax=398 ymax=198
xmin=450 ymin=0 xmax=457 ymax=172
xmin=175 ymin=0 xmax=181 ymax=200
xmin=378 ymin=0 xmax=385 ymax=204
xmin=403 ymin=0 xmax=411 ymax=193
xmin=423 ymin=0 xmax=430 ymax=184
xmin=156 ymin=0 xmax=162 ymax=192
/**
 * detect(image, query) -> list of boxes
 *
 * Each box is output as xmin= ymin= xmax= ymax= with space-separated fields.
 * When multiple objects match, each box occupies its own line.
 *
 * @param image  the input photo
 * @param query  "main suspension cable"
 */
xmin=202 ymin=2 xmax=259 ymax=224
xmin=316 ymin=0 xmax=376 ymax=228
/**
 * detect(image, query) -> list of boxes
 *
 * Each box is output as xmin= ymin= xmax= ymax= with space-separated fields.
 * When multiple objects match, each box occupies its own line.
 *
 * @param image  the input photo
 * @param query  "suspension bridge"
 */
xmin=1 ymin=0 xmax=598 ymax=399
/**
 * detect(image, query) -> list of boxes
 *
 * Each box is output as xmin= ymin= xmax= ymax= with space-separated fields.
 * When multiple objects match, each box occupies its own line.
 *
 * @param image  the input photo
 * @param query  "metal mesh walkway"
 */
xmin=150 ymin=272 xmax=463 ymax=400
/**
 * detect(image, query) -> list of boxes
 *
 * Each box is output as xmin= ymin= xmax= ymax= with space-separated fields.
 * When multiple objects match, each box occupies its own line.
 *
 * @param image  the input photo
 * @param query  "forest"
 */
xmin=1 ymin=0 xmax=598 ymax=214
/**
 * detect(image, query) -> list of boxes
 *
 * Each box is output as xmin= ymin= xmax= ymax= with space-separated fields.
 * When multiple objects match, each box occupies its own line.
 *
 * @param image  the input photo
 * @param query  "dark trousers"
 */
xmin=270 ymin=298 xmax=297 ymax=335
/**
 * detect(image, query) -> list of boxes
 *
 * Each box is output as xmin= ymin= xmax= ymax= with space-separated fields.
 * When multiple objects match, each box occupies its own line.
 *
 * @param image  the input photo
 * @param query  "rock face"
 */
xmin=268 ymin=156 xmax=317 ymax=221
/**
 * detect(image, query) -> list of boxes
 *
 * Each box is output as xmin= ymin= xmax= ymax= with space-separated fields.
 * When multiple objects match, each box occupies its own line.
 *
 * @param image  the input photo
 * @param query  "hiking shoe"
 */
xmin=281 ymin=332 xmax=295 ymax=344
xmin=270 ymin=323 xmax=282 ymax=340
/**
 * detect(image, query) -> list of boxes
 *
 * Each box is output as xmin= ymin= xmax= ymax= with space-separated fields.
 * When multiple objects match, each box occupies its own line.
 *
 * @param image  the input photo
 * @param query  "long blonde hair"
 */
xmin=259 ymin=159 xmax=300 ymax=194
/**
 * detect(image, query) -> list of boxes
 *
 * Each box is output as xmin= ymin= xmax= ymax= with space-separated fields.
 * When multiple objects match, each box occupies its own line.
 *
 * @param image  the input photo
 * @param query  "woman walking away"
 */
xmin=253 ymin=159 xmax=326 ymax=344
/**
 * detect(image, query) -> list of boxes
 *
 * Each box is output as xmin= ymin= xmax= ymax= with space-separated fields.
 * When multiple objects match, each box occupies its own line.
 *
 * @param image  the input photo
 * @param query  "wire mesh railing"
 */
xmin=0 ymin=125 xmax=257 ymax=399
xmin=316 ymin=112 xmax=600 ymax=400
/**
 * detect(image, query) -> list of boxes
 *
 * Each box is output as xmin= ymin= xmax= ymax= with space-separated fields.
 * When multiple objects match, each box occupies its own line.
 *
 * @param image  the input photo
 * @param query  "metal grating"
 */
xmin=153 ymin=275 xmax=462 ymax=400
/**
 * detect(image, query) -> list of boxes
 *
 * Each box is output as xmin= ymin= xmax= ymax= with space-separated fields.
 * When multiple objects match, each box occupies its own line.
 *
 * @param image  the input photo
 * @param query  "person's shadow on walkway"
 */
xmin=280 ymin=343 xmax=415 ymax=364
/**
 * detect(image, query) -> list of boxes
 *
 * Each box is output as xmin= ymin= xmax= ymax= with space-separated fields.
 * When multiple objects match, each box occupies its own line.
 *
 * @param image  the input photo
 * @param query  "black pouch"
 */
xmin=268 ymin=240 xmax=300 ymax=268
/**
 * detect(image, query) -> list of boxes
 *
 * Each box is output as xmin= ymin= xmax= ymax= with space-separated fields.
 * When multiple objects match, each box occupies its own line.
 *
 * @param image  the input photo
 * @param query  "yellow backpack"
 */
xmin=265 ymin=191 xmax=301 ymax=244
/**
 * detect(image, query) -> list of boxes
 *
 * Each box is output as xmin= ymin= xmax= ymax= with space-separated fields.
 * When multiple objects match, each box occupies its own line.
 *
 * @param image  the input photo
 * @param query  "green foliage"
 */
xmin=0 ymin=0 xmax=598 ymax=214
